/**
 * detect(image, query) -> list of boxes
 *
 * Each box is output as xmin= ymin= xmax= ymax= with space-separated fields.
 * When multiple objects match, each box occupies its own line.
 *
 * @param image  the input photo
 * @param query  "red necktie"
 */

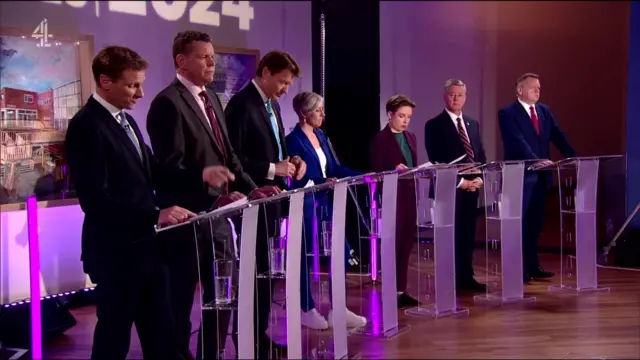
xmin=456 ymin=117 xmax=475 ymax=162
xmin=199 ymin=91 xmax=227 ymax=162
xmin=529 ymin=105 xmax=540 ymax=135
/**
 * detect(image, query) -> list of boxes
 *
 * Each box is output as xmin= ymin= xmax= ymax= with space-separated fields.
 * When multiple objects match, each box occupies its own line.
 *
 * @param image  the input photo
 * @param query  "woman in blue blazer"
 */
xmin=285 ymin=91 xmax=366 ymax=330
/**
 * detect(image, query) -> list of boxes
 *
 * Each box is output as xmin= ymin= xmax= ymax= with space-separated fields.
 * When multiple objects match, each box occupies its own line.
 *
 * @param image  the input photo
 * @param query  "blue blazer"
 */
xmin=285 ymin=124 xmax=361 ymax=190
xmin=498 ymin=101 xmax=576 ymax=161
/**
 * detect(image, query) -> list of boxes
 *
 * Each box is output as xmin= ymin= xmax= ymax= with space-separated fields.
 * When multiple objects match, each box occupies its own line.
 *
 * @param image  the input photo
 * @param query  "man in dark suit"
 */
xmin=224 ymin=50 xmax=307 ymax=359
xmin=65 ymin=45 xmax=232 ymax=360
xmin=424 ymin=79 xmax=487 ymax=292
xmin=498 ymin=72 xmax=576 ymax=282
xmin=146 ymin=31 xmax=279 ymax=360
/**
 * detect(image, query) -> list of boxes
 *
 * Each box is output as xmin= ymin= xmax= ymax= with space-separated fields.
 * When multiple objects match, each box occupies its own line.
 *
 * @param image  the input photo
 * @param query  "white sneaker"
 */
xmin=327 ymin=308 xmax=367 ymax=328
xmin=301 ymin=308 xmax=329 ymax=330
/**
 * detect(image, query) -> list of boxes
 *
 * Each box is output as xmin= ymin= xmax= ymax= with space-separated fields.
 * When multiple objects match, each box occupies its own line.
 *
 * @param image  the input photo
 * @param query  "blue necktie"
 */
xmin=266 ymin=100 xmax=283 ymax=161
xmin=119 ymin=111 xmax=142 ymax=160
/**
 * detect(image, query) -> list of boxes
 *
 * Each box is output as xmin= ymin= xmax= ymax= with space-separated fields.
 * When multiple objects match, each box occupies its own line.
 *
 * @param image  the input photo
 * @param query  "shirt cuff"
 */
xmin=266 ymin=163 xmax=276 ymax=180
xmin=457 ymin=178 xmax=464 ymax=188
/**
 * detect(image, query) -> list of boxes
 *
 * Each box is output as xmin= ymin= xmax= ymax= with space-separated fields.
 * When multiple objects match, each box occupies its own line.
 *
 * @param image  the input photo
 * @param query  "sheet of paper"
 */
xmin=448 ymin=154 xmax=466 ymax=165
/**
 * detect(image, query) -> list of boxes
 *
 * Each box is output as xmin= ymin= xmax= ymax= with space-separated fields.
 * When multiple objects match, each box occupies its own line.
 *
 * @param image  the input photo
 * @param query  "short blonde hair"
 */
xmin=292 ymin=91 xmax=323 ymax=118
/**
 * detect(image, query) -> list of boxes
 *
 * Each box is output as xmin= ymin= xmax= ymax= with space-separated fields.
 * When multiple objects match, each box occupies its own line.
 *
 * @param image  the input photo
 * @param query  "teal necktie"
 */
xmin=119 ymin=111 xmax=142 ymax=160
xmin=266 ymin=100 xmax=283 ymax=161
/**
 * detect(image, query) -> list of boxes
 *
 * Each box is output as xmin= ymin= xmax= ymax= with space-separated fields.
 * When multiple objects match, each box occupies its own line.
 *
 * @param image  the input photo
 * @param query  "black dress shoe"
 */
xmin=397 ymin=292 xmax=421 ymax=309
xmin=524 ymin=273 xmax=532 ymax=283
xmin=457 ymin=279 xmax=487 ymax=292
xmin=530 ymin=267 xmax=554 ymax=279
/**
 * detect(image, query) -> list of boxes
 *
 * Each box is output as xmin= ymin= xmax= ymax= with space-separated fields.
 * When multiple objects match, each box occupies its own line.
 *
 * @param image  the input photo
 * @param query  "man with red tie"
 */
xmin=498 ymin=73 xmax=576 ymax=283
xmin=146 ymin=31 xmax=278 ymax=359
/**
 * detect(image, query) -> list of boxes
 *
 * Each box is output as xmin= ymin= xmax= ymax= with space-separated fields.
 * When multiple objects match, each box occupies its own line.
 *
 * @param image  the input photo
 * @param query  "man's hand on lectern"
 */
xmin=213 ymin=192 xmax=246 ymax=208
xmin=158 ymin=206 xmax=197 ymax=226
xmin=248 ymin=186 xmax=281 ymax=199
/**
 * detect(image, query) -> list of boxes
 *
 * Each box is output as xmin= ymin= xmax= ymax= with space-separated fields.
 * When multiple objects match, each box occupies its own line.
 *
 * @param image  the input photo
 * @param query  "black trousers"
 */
xmin=90 ymin=242 xmax=182 ymax=360
xmin=163 ymin=219 xmax=236 ymax=360
xmin=232 ymin=202 xmax=282 ymax=359
xmin=522 ymin=173 xmax=548 ymax=272
xmin=455 ymin=189 xmax=479 ymax=284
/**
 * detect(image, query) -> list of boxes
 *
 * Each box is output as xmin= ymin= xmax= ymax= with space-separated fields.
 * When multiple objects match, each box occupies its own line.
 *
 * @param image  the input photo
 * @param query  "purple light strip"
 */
xmin=370 ymin=183 xmax=378 ymax=281
xmin=312 ymin=200 xmax=320 ymax=281
xmin=26 ymin=196 xmax=42 ymax=359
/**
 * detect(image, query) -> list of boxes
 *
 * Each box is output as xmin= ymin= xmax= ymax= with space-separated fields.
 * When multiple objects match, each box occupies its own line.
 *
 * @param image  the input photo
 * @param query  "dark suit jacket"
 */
xmin=369 ymin=125 xmax=418 ymax=173
xmin=285 ymin=124 xmax=361 ymax=190
xmin=498 ymin=101 xmax=576 ymax=162
xmin=146 ymin=78 xmax=256 ymax=214
xmin=424 ymin=110 xmax=487 ymax=166
xmin=369 ymin=125 xmax=417 ymax=211
xmin=224 ymin=81 xmax=288 ymax=189
xmin=65 ymin=96 xmax=167 ymax=277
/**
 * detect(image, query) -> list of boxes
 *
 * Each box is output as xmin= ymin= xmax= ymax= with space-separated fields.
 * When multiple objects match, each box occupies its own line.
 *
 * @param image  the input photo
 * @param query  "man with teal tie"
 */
xmin=224 ymin=50 xmax=306 ymax=359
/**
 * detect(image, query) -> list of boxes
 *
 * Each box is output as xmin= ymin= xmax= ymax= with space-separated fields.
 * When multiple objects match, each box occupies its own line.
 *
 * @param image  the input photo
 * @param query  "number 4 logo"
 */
xmin=32 ymin=18 xmax=53 ymax=47
xmin=221 ymin=1 xmax=254 ymax=31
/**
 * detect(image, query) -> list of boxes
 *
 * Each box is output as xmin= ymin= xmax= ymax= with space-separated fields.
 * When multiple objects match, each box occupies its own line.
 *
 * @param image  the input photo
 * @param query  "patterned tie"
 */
xmin=529 ymin=105 xmax=540 ymax=135
xmin=198 ymin=91 xmax=227 ymax=163
xmin=266 ymin=100 xmax=284 ymax=161
xmin=456 ymin=117 xmax=475 ymax=162
xmin=119 ymin=111 xmax=142 ymax=160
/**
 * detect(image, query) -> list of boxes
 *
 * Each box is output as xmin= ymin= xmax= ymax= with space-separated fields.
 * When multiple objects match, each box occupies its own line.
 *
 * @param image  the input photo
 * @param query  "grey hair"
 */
xmin=292 ymin=91 xmax=323 ymax=118
xmin=444 ymin=79 xmax=466 ymax=92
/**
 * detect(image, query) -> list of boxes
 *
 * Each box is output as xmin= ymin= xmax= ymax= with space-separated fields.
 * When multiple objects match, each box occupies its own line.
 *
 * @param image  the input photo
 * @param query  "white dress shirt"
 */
xmin=518 ymin=98 xmax=537 ymax=118
xmin=304 ymin=146 xmax=328 ymax=188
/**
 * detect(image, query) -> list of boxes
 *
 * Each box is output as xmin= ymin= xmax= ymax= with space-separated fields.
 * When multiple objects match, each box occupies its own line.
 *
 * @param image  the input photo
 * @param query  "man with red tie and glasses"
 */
xmin=498 ymin=73 xmax=576 ymax=283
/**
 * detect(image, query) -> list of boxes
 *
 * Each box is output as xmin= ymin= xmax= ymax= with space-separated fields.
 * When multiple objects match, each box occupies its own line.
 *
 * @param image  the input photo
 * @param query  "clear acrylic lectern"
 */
xmin=403 ymin=163 xmax=481 ymax=318
xmin=350 ymin=171 xmax=411 ymax=339
xmin=473 ymin=160 xmax=540 ymax=304
xmin=541 ymin=155 xmax=622 ymax=293
xmin=156 ymin=180 xmax=351 ymax=360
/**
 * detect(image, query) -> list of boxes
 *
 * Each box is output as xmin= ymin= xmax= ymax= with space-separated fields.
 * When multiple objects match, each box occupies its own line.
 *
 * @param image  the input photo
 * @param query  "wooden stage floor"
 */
xmin=44 ymin=250 xmax=640 ymax=359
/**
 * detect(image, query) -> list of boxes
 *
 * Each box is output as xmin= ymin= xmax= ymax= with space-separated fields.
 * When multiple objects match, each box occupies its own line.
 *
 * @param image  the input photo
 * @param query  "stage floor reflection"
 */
xmin=43 ymin=250 xmax=640 ymax=359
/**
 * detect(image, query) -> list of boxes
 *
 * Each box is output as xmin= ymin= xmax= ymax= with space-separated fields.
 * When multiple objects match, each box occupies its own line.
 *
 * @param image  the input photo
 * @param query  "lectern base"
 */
xmin=307 ymin=349 xmax=362 ymax=360
xmin=548 ymin=284 xmax=611 ymax=293
xmin=0 ymin=347 xmax=28 ymax=360
xmin=404 ymin=305 xmax=469 ymax=319
xmin=349 ymin=324 xmax=410 ymax=340
xmin=473 ymin=294 xmax=537 ymax=305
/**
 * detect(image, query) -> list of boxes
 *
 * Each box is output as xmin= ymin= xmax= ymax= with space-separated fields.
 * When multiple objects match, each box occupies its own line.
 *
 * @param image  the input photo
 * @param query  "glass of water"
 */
xmin=321 ymin=221 xmax=332 ymax=256
xmin=268 ymin=237 xmax=286 ymax=276
xmin=214 ymin=259 xmax=235 ymax=305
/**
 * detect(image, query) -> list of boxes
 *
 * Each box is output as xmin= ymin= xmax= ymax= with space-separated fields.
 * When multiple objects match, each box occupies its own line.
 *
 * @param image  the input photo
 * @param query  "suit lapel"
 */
xmin=174 ymin=80 xmax=219 ymax=152
xmin=247 ymin=82 xmax=282 ymax=155
xmin=173 ymin=79 xmax=224 ymax=156
xmin=90 ymin=99 xmax=147 ymax=173
xmin=126 ymin=115 xmax=152 ymax=178
xmin=296 ymin=126 xmax=320 ymax=170
xmin=515 ymin=102 xmax=539 ymax=138
xmin=534 ymin=104 xmax=548 ymax=139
